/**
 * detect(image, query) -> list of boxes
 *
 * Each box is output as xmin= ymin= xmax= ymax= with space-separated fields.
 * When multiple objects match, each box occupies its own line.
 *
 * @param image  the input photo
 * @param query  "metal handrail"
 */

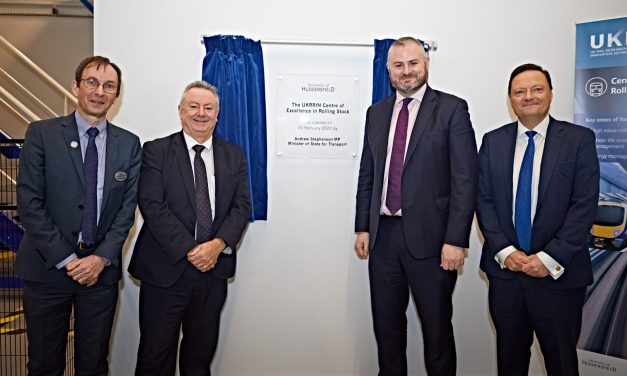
xmin=0 ymin=67 xmax=58 ymax=118
xmin=0 ymin=96 xmax=32 ymax=124
xmin=0 ymin=34 xmax=77 ymax=108
xmin=0 ymin=85 xmax=40 ymax=122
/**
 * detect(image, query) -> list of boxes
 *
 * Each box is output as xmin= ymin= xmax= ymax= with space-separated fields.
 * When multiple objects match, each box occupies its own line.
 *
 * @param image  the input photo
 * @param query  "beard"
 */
xmin=391 ymin=71 xmax=428 ymax=96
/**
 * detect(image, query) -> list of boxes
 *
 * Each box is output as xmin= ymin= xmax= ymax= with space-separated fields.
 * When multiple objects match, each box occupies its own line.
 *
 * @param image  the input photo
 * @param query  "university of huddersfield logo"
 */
xmin=585 ymin=77 xmax=608 ymax=97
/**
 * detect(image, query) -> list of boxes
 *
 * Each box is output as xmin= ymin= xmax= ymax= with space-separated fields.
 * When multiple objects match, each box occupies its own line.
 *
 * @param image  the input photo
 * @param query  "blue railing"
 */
xmin=1 ymin=138 xmax=23 ymax=289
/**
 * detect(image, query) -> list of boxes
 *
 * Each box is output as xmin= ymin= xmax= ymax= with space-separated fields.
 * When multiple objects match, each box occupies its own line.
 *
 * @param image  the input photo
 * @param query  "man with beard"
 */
xmin=354 ymin=37 xmax=478 ymax=375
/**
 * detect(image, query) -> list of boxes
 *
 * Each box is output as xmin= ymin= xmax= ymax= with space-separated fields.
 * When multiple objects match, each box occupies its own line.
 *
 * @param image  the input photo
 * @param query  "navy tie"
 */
xmin=81 ymin=127 xmax=99 ymax=245
xmin=515 ymin=130 xmax=537 ymax=253
xmin=386 ymin=97 xmax=412 ymax=214
xmin=193 ymin=145 xmax=213 ymax=243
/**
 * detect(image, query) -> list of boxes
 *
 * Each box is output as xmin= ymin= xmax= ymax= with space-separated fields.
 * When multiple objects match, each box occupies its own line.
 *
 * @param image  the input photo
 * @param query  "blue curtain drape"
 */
xmin=372 ymin=39 xmax=396 ymax=104
xmin=202 ymin=35 xmax=268 ymax=221
xmin=372 ymin=38 xmax=433 ymax=104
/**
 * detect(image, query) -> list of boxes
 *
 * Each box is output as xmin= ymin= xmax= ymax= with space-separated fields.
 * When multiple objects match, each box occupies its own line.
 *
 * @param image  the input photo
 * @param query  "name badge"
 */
xmin=114 ymin=171 xmax=128 ymax=182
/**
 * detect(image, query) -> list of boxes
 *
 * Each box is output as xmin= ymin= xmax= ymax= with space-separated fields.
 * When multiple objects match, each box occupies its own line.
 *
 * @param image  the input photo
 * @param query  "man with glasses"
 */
xmin=16 ymin=56 xmax=141 ymax=375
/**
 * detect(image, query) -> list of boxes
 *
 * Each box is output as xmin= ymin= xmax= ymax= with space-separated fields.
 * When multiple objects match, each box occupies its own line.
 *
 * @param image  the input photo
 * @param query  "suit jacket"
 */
xmin=128 ymin=131 xmax=251 ymax=287
xmin=477 ymin=117 xmax=599 ymax=289
xmin=355 ymin=86 xmax=478 ymax=258
xmin=15 ymin=113 xmax=142 ymax=285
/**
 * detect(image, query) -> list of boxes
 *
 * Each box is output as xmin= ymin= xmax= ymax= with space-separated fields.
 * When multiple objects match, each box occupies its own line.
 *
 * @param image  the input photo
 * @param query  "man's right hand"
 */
xmin=504 ymin=250 xmax=529 ymax=272
xmin=354 ymin=232 xmax=369 ymax=260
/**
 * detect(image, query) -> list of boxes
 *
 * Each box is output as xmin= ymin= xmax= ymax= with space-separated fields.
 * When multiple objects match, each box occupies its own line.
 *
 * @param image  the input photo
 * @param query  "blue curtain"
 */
xmin=202 ymin=35 xmax=268 ymax=221
xmin=372 ymin=39 xmax=395 ymax=104
xmin=372 ymin=38 xmax=433 ymax=104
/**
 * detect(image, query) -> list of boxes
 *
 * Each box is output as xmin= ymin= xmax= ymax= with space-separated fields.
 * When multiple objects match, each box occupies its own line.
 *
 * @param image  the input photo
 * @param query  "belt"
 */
xmin=77 ymin=242 xmax=93 ymax=250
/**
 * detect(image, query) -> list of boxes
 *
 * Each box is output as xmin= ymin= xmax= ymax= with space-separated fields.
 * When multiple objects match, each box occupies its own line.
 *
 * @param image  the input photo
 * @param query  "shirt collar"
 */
xmin=395 ymin=83 xmax=427 ymax=105
xmin=75 ymin=112 xmax=107 ymax=137
xmin=182 ymin=130 xmax=213 ymax=153
xmin=517 ymin=115 xmax=549 ymax=140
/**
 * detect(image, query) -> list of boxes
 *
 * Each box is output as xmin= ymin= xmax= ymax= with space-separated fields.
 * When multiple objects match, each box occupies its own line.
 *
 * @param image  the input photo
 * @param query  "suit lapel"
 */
xmin=101 ymin=122 xmax=117 ymax=216
xmin=501 ymin=123 xmax=517 ymax=220
xmin=405 ymin=86 xmax=436 ymax=162
xmin=173 ymin=132 xmax=197 ymax=214
xmin=537 ymin=118 xmax=564 ymax=208
xmin=60 ymin=113 xmax=85 ymax=187
xmin=371 ymin=96 xmax=395 ymax=164
xmin=213 ymin=138 xmax=226 ymax=222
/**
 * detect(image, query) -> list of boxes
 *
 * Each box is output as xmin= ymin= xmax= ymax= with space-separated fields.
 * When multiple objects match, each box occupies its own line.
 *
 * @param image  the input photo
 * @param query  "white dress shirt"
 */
xmin=494 ymin=116 xmax=565 ymax=279
xmin=182 ymin=131 xmax=232 ymax=254
xmin=182 ymin=131 xmax=216 ymax=222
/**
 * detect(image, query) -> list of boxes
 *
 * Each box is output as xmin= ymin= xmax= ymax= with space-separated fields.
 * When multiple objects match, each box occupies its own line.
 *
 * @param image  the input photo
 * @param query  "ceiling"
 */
xmin=0 ymin=1 xmax=92 ymax=17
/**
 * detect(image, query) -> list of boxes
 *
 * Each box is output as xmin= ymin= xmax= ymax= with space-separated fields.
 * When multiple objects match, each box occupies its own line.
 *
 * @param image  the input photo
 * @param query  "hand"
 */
xmin=354 ymin=232 xmax=369 ymax=259
xmin=66 ymin=255 xmax=106 ymax=287
xmin=187 ymin=238 xmax=226 ymax=272
xmin=441 ymin=244 xmax=465 ymax=270
xmin=504 ymin=251 xmax=529 ymax=272
xmin=521 ymin=254 xmax=550 ymax=278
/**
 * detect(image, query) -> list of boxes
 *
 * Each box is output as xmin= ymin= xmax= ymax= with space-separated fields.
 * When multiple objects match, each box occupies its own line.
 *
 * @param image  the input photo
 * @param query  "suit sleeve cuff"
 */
xmin=495 ymin=246 xmax=517 ymax=269
xmin=536 ymin=251 xmax=565 ymax=279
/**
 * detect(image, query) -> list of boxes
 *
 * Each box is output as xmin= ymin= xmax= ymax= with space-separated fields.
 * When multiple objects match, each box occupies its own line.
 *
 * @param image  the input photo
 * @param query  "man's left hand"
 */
xmin=441 ymin=244 xmax=465 ymax=271
xmin=187 ymin=238 xmax=226 ymax=272
xmin=66 ymin=255 xmax=106 ymax=287
xmin=521 ymin=254 xmax=550 ymax=278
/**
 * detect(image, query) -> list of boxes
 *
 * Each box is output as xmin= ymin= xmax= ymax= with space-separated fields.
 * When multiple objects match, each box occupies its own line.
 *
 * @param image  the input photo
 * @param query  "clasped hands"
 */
xmin=66 ymin=255 xmax=106 ymax=287
xmin=187 ymin=238 xmax=226 ymax=272
xmin=504 ymin=250 xmax=549 ymax=278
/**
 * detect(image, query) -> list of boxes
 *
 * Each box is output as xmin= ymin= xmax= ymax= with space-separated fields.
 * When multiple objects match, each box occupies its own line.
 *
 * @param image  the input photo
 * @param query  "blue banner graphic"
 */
xmin=575 ymin=16 xmax=627 ymax=366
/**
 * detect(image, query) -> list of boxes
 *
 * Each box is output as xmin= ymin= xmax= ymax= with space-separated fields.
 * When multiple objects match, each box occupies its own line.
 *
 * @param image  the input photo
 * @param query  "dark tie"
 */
xmin=193 ymin=145 xmax=213 ymax=243
xmin=81 ymin=127 xmax=99 ymax=245
xmin=515 ymin=130 xmax=537 ymax=253
xmin=386 ymin=97 xmax=413 ymax=214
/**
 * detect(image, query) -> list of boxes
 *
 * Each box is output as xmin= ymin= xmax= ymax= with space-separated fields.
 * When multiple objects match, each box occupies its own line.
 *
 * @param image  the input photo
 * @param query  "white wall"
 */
xmin=96 ymin=1 xmax=627 ymax=375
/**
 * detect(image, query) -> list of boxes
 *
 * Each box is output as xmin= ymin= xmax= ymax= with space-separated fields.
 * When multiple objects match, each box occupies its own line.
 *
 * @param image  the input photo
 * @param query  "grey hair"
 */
xmin=387 ymin=37 xmax=429 ymax=65
xmin=180 ymin=80 xmax=220 ymax=110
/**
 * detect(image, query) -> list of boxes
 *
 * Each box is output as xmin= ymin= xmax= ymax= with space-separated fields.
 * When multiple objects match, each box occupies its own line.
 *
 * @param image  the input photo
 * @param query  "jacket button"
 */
xmin=78 ymin=204 xmax=84 ymax=210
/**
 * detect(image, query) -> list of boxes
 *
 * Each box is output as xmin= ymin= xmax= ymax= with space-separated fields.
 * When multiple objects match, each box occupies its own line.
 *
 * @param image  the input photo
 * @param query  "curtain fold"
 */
xmin=202 ymin=35 xmax=268 ymax=221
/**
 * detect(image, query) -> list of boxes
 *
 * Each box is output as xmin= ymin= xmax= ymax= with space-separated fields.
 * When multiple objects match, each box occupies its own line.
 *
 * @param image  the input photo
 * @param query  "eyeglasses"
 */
xmin=79 ymin=77 xmax=118 ymax=94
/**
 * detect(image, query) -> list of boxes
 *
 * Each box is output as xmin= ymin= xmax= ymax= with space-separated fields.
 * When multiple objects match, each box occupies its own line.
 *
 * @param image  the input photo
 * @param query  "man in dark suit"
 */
xmin=16 ymin=56 xmax=141 ymax=375
xmin=477 ymin=63 xmax=599 ymax=375
xmin=129 ymin=81 xmax=251 ymax=376
xmin=354 ymin=37 xmax=478 ymax=375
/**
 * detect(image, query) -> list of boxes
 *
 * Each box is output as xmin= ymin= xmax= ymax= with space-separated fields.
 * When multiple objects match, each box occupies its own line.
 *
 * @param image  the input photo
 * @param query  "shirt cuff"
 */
xmin=222 ymin=247 xmax=233 ymax=255
xmin=494 ymin=246 xmax=517 ymax=269
xmin=99 ymin=256 xmax=111 ymax=266
xmin=56 ymin=253 xmax=78 ymax=269
xmin=536 ymin=251 xmax=565 ymax=279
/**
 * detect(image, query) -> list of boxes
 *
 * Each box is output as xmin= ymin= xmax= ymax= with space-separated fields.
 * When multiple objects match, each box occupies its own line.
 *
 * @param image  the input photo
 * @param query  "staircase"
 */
xmin=0 ymin=6 xmax=89 ymax=371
